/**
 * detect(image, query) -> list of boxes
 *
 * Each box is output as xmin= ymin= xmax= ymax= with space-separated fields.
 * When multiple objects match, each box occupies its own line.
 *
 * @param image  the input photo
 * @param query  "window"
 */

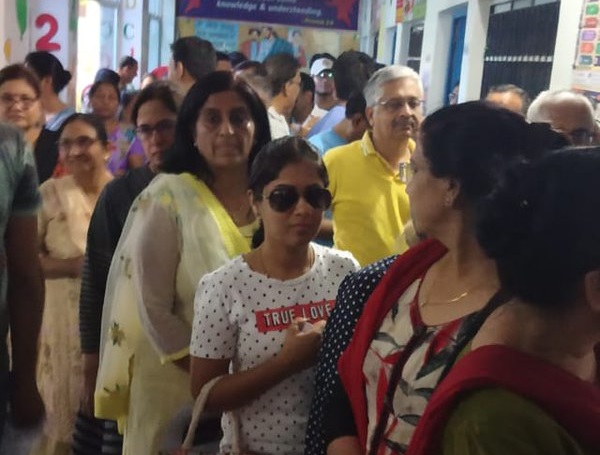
xmin=407 ymin=23 xmax=424 ymax=73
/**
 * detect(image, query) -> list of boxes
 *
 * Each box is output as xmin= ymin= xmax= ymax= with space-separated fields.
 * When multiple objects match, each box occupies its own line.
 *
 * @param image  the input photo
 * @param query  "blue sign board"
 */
xmin=177 ymin=0 xmax=359 ymax=31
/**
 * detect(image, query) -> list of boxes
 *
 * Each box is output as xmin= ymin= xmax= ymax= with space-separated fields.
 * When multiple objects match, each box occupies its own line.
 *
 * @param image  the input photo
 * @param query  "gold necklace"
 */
xmin=421 ymin=288 xmax=472 ymax=307
xmin=421 ymin=264 xmax=474 ymax=307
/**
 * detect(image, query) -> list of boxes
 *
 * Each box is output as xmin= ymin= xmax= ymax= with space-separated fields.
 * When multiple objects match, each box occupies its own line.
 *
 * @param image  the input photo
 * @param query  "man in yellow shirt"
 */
xmin=323 ymin=65 xmax=424 ymax=266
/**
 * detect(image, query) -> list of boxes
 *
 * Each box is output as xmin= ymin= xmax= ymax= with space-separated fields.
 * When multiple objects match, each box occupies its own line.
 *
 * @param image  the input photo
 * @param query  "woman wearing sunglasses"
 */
xmin=33 ymin=113 xmax=113 ymax=455
xmin=94 ymin=72 xmax=271 ymax=454
xmin=190 ymin=136 xmax=359 ymax=455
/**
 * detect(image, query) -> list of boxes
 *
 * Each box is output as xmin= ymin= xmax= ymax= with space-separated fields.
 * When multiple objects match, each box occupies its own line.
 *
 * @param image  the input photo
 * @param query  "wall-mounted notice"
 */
xmin=573 ymin=0 xmax=600 ymax=114
xmin=177 ymin=0 xmax=359 ymax=31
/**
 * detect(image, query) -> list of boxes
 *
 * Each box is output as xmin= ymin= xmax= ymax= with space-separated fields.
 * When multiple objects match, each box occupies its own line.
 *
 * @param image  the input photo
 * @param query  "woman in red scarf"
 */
xmin=407 ymin=149 xmax=600 ymax=455
xmin=304 ymin=102 xmax=568 ymax=455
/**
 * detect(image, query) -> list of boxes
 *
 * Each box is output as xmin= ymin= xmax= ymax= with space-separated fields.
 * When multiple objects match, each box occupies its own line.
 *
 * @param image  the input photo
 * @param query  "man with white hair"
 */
xmin=322 ymin=65 xmax=424 ymax=266
xmin=527 ymin=89 xmax=597 ymax=145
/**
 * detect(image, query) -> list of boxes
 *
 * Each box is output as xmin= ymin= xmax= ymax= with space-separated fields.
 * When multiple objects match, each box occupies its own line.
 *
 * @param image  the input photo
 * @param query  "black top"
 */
xmin=34 ymin=128 xmax=60 ymax=184
xmin=304 ymin=257 xmax=396 ymax=455
xmin=79 ymin=165 xmax=155 ymax=353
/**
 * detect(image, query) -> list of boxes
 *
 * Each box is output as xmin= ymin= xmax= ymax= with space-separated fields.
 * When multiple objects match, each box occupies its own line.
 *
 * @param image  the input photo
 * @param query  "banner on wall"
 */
xmin=177 ymin=0 xmax=359 ymax=31
xmin=178 ymin=18 xmax=358 ymax=67
xmin=572 ymin=0 xmax=600 ymax=116
xmin=396 ymin=0 xmax=427 ymax=23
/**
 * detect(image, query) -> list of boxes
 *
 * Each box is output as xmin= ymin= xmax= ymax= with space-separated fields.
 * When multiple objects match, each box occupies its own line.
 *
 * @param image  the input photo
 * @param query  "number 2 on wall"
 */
xmin=35 ymin=14 xmax=61 ymax=52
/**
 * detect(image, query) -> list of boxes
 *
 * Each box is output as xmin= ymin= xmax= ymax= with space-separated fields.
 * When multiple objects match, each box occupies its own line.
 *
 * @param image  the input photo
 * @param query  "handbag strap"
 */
xmin=181 ymin=375 xmax=241 ymax=453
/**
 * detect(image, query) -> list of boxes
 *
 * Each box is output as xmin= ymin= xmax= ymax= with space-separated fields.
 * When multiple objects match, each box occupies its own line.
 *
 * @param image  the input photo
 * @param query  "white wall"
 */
xmin=550 ymin=0 xmax=584 ymax=90
xmin=459 ymin=0 xmax=490 ymax=103
xmin=161 ymin=0 xmax=176 ymax=67
xmin=395 ymin=22 xmax=410 ymax=65
xmin=358 ymin=0 xmax=373 ymax=54
xmin=120 ymin=0 xmax=144 ymax=85
xmin=319 ymin=0 xmax=581 ymax=106
xmin=420 ymin=0 xmax=471 ymax=112
xmin=0 ymin=0 xmax=77 ymax=103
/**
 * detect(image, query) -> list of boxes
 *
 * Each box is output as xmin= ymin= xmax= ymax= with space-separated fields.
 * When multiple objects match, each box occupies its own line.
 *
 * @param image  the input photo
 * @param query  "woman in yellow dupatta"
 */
xmin=94 ymin=72 xmax=272 ymax=454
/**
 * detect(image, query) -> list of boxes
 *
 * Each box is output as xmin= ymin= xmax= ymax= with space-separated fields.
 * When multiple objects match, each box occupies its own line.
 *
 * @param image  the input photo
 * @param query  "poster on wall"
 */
xmin=177 ymin=0 xmax=359 ymax=31
xmin=396 ymin=0 xmax=427 ymax=24
xmin=572 ymin=0 xmax=600 ymax=116
xmin=177 ymin=18 xmax=359 ymax=67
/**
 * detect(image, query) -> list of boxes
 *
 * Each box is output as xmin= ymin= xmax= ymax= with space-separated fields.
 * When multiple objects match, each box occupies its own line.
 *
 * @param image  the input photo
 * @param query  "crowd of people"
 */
xmin=0 ymin=33 xmax=598 ymax=455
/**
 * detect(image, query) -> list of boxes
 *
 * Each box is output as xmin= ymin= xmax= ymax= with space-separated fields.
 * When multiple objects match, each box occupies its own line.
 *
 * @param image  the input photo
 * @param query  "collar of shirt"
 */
xmin=360 ymin=131 xmax=413 ymax=178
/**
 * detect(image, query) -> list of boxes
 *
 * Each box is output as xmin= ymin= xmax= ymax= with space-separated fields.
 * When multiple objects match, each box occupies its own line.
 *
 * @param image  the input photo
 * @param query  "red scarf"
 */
xmin=406 ymin=344 xmax=600 ymax=454
xmin=337 ymin=239 xmax=447 ymax=451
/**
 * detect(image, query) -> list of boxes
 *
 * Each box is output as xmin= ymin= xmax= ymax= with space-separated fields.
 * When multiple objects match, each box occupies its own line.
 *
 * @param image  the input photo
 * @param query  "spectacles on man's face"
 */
xmin=262 ymin=184 xmax=332 ymax=212
xmin=565 ymin=128 xmax=594 ymax=146
xmin=376 ymin=96 xmax=424 ymax=113
xmin=0 ymin=93 xmax=38 ymax=109
xmin=315 ymin=71 xmax=334 ymax=80
xmin=199 ymin=107 xmax=252 ymax=131
xmin=537 ymin=122 xmax=595 ymax=146
xmin=57 ymin=136 xmax=100 ymax=153
xmin=135 ymin=119 xmax=176 ymax=139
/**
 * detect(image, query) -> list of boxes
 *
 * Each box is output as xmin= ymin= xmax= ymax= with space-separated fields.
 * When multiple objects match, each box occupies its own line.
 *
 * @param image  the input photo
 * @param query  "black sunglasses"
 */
xmin=263 ymin=185 xmax=332 ymax=212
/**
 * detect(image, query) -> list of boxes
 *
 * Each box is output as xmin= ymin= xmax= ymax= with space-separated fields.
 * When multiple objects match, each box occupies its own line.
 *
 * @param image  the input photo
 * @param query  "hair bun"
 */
xmin=476 ymin=159 xmax=538 ymax=260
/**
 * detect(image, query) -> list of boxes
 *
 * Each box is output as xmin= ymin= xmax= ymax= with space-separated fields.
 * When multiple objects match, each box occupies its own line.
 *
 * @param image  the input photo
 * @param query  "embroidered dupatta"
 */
xmin=94 ymin=173 xmax=252 ymax=431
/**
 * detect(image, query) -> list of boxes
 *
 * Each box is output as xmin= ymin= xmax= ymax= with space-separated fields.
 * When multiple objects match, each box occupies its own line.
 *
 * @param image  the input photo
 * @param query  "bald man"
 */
xmin=485 ymin=84 xmax=529 ymax=115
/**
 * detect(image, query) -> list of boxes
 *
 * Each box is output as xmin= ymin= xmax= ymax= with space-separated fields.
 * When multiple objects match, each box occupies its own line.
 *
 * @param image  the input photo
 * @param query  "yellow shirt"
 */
xmin=324 ymin=132 xmax=413 ymax=266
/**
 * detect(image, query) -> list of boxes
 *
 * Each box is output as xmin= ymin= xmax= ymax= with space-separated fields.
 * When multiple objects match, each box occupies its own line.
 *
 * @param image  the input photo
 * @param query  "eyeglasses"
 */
xmin=0 ymin=94 xmax=38 ymax=109
xmin=135 ymin=119 xmax=176 ymax=139
xmin=263 ymin=185 xmax=332 ymax=212
xmin=536 ymin=122 xmax=595 ymax=146
xmin=565 ymin=128 xmax=594 ymax=146
xmin=199 ymin=107 xmax=252 ymax=131
xmin=57 ymin=136 xmax=100 ymax=153
xmin=377 ymin=97 xmax=424 ymax=112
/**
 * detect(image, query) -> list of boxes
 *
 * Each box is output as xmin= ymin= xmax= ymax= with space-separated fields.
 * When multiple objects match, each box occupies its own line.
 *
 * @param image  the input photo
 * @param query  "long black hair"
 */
xmin=161 ymin=71 xmax=271 ymax=184
xmin=422 ymin=102 xmax=570 ymax=382
xmin=420 ymin=101 xmax=569 ymax=209
xmin=25 ymin=51 xmax=72 ymax=94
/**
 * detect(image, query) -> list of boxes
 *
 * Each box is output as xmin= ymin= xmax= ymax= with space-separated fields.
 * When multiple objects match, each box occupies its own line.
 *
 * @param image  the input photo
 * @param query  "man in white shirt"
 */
xmin=264 ymin=53 xmax=301 ymax=139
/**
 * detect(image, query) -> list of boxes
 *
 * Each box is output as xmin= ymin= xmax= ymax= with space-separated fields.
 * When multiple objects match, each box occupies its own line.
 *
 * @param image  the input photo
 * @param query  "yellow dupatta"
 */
xmin=94 ymin=173 xmax=252 ymax=431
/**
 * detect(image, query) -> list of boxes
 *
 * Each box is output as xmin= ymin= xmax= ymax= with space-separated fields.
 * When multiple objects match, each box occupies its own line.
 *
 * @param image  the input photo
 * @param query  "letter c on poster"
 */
xmin=124 ymin=23 xmax=135 ymax=40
